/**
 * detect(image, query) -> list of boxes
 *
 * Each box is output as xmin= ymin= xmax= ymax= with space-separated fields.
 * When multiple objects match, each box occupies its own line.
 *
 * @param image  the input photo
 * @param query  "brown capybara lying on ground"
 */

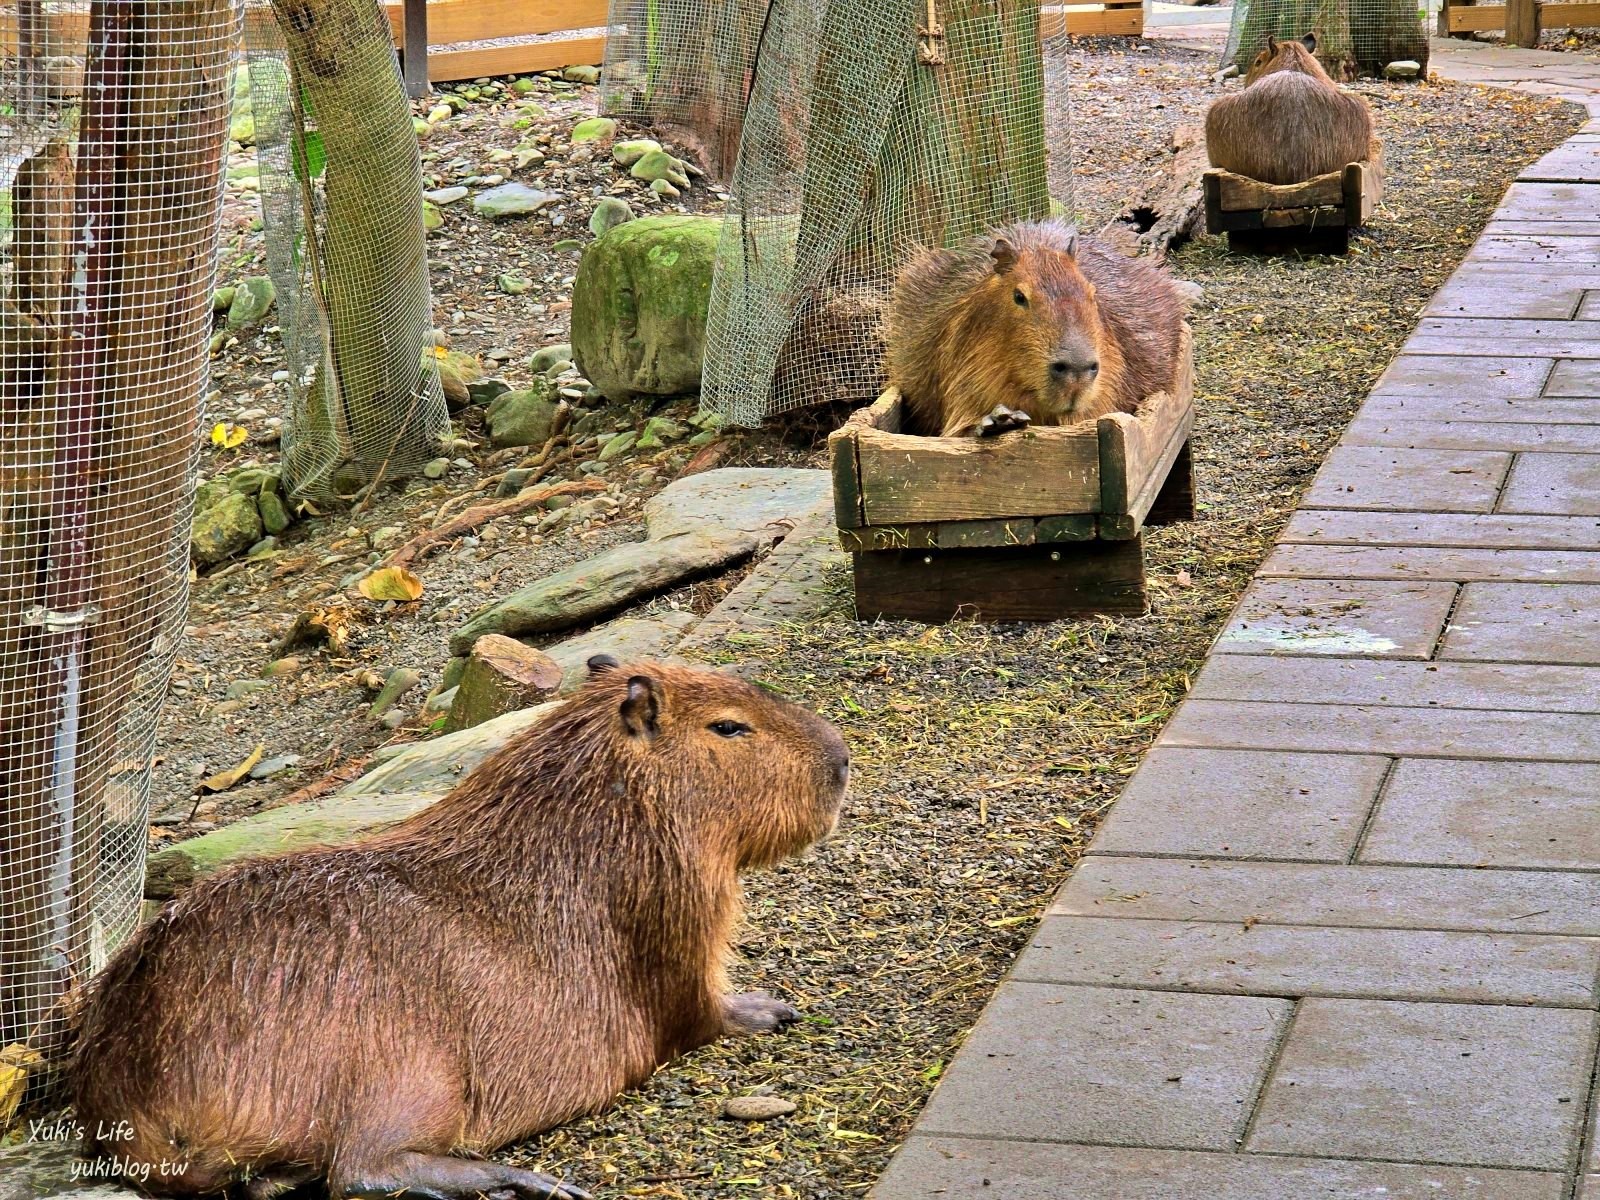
xmin=1205 ymin=33 xmax=1375 ymax=186
xmin=71 ymin=657 xmax=850 ymax=1200
xmin=888 ymin=218 xmax=1188 ymax=436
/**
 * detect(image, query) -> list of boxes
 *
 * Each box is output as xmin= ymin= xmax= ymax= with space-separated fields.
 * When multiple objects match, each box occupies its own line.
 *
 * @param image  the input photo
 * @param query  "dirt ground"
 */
xmin=161 ymin=36 xmax=1582 ymax=1200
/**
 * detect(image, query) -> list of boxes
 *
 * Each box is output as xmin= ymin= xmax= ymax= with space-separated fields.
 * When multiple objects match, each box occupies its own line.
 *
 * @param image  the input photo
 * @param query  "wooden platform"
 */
xmin=1204 ymin=154 xmax=1384 ymax=253
xmin=829 ymin=331 xmax=1195 ymax=622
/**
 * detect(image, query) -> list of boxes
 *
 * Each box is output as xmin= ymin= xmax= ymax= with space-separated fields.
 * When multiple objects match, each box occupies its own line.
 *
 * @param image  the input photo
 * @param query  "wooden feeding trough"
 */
xmin=1204 ymin=152 xmax=1383 ymax=253
xmin=828 ymin=332 xmax=1195 ymax=623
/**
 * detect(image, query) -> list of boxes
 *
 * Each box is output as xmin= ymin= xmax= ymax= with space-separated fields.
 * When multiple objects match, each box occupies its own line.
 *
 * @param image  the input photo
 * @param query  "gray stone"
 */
xmin=1443 ymin=581 xmax=1600 ymax=663
xmin=570 ymin=116 xmax=617 ymax=143
xmin=611 ymin=138 xmax=661 ymax=167
xmin=368 ymin=667 xmax=422 ymax=719
xmin=1014 ymin=916 xmax=1600 ymax=1007
xmin=597 ymin=429 xmax=637 ymax=460
xmin=497 ymin=271 xmax=532 ymax=295
xmin=224 ymin=678 xmax=271 ymax=700
xmin=1372 ymin=353 xmax=1552 ymax=399
xmin=1303 ymin=446 xmax=1510 ymax=513
xmin=0 ymin=1139 xmax=135 ymax=1200
xmin=635 ymin=415 xmax=687 ymax=450
xmin=1093 ymin=748 xmax=1386 ymax=862
xmin=467 ymin=377 xmax=511 ymax=405
xmin=1425 ymin=268 xmax=1585 ymax=320
xmin=571 ymin=214 xmax=720 ymax=398
xmin=256 ymin=489 xmax=292 ymax=535
xmin=529 ymin=343 xmax=573 ymax=374
xmin=226 ymin=275 xmax=275 ymax=328
xmin=1052 ymin=855 xmax=1600 ymax=937
xmin=1343 ymin=418 xmax=1600 ymax=454
xmin=444 ymin=635 xmax=562 ymax=733
xmin=722 ymin=1096 xmax=796 ymax=1121
xmin=873 ymin=1137 xmax=1565 ymax=1200
xmin=471 ymin=182 xmax=561 ymax=218
xmin=913 ymin=982 xmax=1289 ymax=1150
xmin=423 ymin=457 xmax=450 ymax=479
xmin=588 ymin=196 xmax=634 ymax=237
xmin=1247 ymin=998 xmax=1592 ymax=1168
xmin=248 ymin=753 xmax=300 ymax=781
xmin=1284 ymin=508 xmax=1600 ymax=551
xmin=341 ymin=702 xmax=562 ymax=798
xmin=423 ymin=185 xmax=469 ymax=205
xmin=1260 ymin=542 xmax=1600 ymax=584
xmin=644 ymin=467 xmax=830 ymax=540
xmin=1362 ymin=758 xmax=1600 ymax=869
xmin=1383 ymin=58 xmax=1422 ymax=78
xmin=1213 ymin=578 xmax=1456 ymax=660
xmin=486 ymin=383 xmax=560 ymax=449
xmin=542 ymin=612 xmax=701 ymax=692
xmin=630 ymin=148 xmax=690 ymax=188
xmin=1500 ymin=452 xmax=1600 ymax=514
xmin=562 ymin=64 xmax=600 ymax=84
xmin=191 ymin=491 xmax=265 ymax=566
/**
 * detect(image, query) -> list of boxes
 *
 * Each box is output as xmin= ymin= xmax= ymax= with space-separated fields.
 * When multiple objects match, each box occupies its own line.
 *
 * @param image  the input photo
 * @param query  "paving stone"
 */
xmin=1502 ymin=452 xmax=1600 ymax=514
xmin=1442 ymin=581 xmax=1600 ymax=663
xmin=912 ymin=982 xmax=1289 ymax=1150
xmin=1546 ymin=357 xmax=1600 ymax=396
xmin=1360 ymin=391 xmax=1600 ymax=423
xmin=1343 ymin=417 xmax=1600 ymax=453
xmin=1165 ymin=697 xmax=1600 ymax=763
xmin=1247 ymin=998 xmax=1593 ymax=1169
xmin=1494 ymin=181 xmax=1600 ymax=220
xmin=1581 ymin=289 xmax=1600 ymax=319
xmin=1521 ymin=140 xmax=1600 ymax=182
xmin=1362 ymin=758 xmax=1600 ymax=869
xmin=1301 ymin=446 xmax=1510 ymax=512
xmin=1052 ymin=855 xmax=1600 ymax=936
xmin=873 ymin=1138 xmax=1567 ymax=1200
xmin=1580 ymin=1175 xmax=1600 ymax=1200
xmin=1468 ymin=236 xmax=1600 ymax=266
xmin=1092 ymin=748 xmax=1385 ymax=862
xmin=1425 ymin=271 xmax=1583 ymax=319
xmin=1368 ymin=354 xmax=1552 ymax=398
xmin=1260 ymin=543 xmax=1600 ymax=584
xmin=1015 ymin=916 xmax=1599 ymax=1007
xmin=1488 ymin=220 xmax=1600 ymax=237
xmin=1213 ymin=579 xmax=1456 ymax=660
xmin=1191 ymin=654 xmax=1600 ymax=714
xmin=1282 ymin=508 xmax=1600 ymax=550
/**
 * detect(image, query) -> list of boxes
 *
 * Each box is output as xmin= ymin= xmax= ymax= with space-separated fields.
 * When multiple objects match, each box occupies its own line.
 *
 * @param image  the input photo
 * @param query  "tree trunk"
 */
xmin=1233 ymin=0 xmax=1428 ymax=77
xmin=268 ymin=0 xmax=446 ymax=497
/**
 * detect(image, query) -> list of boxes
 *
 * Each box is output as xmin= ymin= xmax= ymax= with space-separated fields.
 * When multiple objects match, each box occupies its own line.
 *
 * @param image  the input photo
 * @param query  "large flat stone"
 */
xmin=1546 ymin=357 xmax=1600 ymax=396
xmin=912 ymin=982 xmax=1289 ymax=1150
xmin=1494 ymin=180 xmax=1600 ymax=219
xmin=1466 ymin=237 xmax=1600 ymax=267
xmin=1212 ymin=579 xmax=1456 ymax=660
xmin=1362 ymin=758 xmax=1600 ymax=869
xmin=1164 ymin=698 xmax=1600 ymax=762
xmin=1368 ymin=354 xmax=1552 ymax=398
xmin=1052 ymin=855 xmax=1600 ymax=936
xmin=1191 ymin=654 xmax=1600 ymax=714
xmin=872 ymin=1138 xmax=1565 ymax=1200
xmin=1260 ymin=543 xmax=1600 ymax=584
xmin=1442 ymin=581 xmax=1600 ymax=663
xmin=1425 ymin=270 xmax=1584 ymax=319
xmin=1092 ymin=747 xmax=1385 ymax=862
xmin=1342 ymin=417 xmax=1600 ymax=452
xmin=1521 ymin=140 xmax=1600 ymax=182
xmin=1282 ymin=509 xmax=1600 ymax=550
xmin=1501 ymin=452 xmax=1600 ymax=514
xmin=1360 ymin=391 xmax=1600 ymax=423
xmin=1301 ymin=446 xmax=1510 ymax=512
xmin=1015 ymin=916 xmax=1599 ymax=1007
xmin=1247 ymin=998 xmax=1594 ymax=1169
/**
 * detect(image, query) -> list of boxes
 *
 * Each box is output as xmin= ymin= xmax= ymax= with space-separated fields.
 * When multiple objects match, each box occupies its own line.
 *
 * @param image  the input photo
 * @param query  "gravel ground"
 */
xmin=149 ymin=37 xmax=1579 ymax=1200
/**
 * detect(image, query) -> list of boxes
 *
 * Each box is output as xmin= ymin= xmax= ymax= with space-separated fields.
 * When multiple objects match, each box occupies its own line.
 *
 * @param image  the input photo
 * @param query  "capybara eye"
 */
xmin=709 ymin=719 xmax=751 ymax=738
xmin=1013 ymin=288 xmax=1028 ymax=307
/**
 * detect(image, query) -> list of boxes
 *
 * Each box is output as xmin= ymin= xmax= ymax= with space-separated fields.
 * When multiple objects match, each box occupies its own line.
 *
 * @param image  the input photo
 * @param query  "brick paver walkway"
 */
xmin=873 ymin=73 xmax=1600 ymax=1200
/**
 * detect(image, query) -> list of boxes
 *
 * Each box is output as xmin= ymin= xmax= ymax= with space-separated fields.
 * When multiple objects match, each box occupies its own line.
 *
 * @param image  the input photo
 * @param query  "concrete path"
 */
xmin=873 ymin=61 xmax=1600 ymax=1200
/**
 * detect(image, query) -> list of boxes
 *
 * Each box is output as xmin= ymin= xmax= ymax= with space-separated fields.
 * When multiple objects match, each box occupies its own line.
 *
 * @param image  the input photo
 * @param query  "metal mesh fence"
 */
xmin=695 ymin=0 xmax=1073 ymax=426
xmin=1223 ymin=0 xmax=1430 ymax=76
xmin=245 ymin=0 xmax=448 ymax=501
xmin=600 ymin=0 xmax=774 ymax=182
xmin=0 ymin=0 xmax=240 ymax=1060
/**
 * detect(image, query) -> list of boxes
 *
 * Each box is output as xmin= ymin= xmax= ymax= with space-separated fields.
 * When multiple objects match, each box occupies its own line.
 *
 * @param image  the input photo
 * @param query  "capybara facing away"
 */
xmin=1205 ymin=33 xmax=1374 ymax=186
xmin=71 ymin=658 xmax=850 ymax=1200
xmin=888 ymin=219 xmax=1187 ymax=437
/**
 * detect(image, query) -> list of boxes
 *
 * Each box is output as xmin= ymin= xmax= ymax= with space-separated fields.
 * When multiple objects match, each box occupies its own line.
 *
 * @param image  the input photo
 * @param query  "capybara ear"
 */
xmin=587 ymin=653 xmax=621 ymax=675
xmin=990 ymin=237 xmax=1018 ymax=275
xmin=620 ymin=674 xmax=660 ymax=739
xmin=1300 ymin=31 xmax=1317 ymax=52
xmin=1266 ymin=34 xmax=1279 ymax=55
xmin=1063 ymin=226 xmax=1079 ymax=256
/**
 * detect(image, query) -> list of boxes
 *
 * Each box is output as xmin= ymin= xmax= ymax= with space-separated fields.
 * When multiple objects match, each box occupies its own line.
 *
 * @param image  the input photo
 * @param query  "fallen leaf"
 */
xmin=199 ymin=743 xmax=264 ymax=794
xmin=210 ymin=422 xmax=248 ymax=449
xmin=358 ymin=566 xmax=424 ymax=602
xmin=0 ymin=1043 xmax=41 ymax=1128
xmin=1175 ymin=568 xmax=1193 ymax=587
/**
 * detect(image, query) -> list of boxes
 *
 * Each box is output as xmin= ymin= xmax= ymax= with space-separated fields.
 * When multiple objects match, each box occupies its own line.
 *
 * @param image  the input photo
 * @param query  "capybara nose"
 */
xmin=1051 ymin=359 xmax=1099 ymax=380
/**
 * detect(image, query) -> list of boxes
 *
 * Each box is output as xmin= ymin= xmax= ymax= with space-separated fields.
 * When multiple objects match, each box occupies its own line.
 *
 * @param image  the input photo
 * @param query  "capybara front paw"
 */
xmin=976 ymin=404 xmax=1032 ymax=436
xmin=723 ymin=990 xmax=801 ymax=1035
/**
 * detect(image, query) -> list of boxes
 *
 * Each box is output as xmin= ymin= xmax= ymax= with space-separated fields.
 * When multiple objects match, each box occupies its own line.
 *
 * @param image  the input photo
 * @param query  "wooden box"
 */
xmin=828 ymin=331 xmax=1195 ymax=623
xmin=1204 ymin=151 xmax=1384 ymax=253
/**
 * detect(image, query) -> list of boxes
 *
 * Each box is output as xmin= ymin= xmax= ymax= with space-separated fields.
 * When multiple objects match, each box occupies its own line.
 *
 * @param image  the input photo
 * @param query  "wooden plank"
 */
xmin=1447 ymin=4 xmax=1510 ymax=29
xmin=854 ymin=423 xmax=1101 ymax=525
xmin=1041 ymin=6 xmax=1144 ymax=37
xmin=838 ymin=525 xmax=938 ymax=552
xmin=1213 ymin=167 xmax=1344 ymax=211
xmin=828 ymin=427 xmax=865 ymax=531
xmin=402 ymin=0 xmax=430 ymax=98
xmin=1545 ymin=2 xmax=1600 ymax=23
xmin=385 ymin=0 xmax=608 ymax=48
xmin=1037 ymin=514 xmax=1098 ymax=542
xmin=1097 ymin=327 xmax=1195 ymax=519
xmin=1507 ymin=0 xmax=1541 ymax=41
xmin=852 ymin=538 xmax=1149 ymax=623
xmin=424 ymin=37 xmax=607 ymax=81
xmin=1145 ymin=440 xmax=1196 ymax=527
xmin=936 ymin=519 xmax=1036 ymax=549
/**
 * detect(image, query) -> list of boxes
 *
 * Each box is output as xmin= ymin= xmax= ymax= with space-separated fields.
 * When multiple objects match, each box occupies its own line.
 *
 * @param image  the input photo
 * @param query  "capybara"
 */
xmin=888 ymin=219 xmax=1188 ymax=436
xmin=1205 ymin=33 xmax=1375 ymax=186
xmin=71 ymin=657 xmax=850 ymax=1200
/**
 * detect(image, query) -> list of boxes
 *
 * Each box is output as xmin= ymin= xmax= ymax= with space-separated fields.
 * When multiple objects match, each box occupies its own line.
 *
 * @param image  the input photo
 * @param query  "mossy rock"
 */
xmin=570 ymin=214 xmax=720 ymax=399
xmin=486 ymin=381 xmax=560 ymax=448
xmin=191 ymin=492 xmax=264 ymax=566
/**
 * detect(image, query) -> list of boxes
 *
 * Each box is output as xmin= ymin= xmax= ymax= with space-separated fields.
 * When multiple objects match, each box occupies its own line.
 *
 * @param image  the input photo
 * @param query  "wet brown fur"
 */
xmin=888 ymin=220 xmax=1187 ymax=436
xmin=70 ymin=661 xmax=849 ymax=1197
xmin=1205 ymin=35 xmax=1375 ymax=187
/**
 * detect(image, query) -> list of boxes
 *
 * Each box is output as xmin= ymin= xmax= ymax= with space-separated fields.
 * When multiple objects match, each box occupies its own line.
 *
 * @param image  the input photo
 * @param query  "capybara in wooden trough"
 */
xmin=1205 ymin=33 xmax=1375 ymax=186
xmin=71 ymin=657 xmax=850 ymax=1200
xmin=888 ymin=219 xmax=1188 ymax=436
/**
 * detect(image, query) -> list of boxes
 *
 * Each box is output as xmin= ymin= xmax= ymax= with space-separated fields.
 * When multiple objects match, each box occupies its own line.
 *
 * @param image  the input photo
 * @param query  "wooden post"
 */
xmin=401 ymin=0 xmax=429 ymax=98
xmin=1506 ymin=0 xmax=1539 ymax=46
